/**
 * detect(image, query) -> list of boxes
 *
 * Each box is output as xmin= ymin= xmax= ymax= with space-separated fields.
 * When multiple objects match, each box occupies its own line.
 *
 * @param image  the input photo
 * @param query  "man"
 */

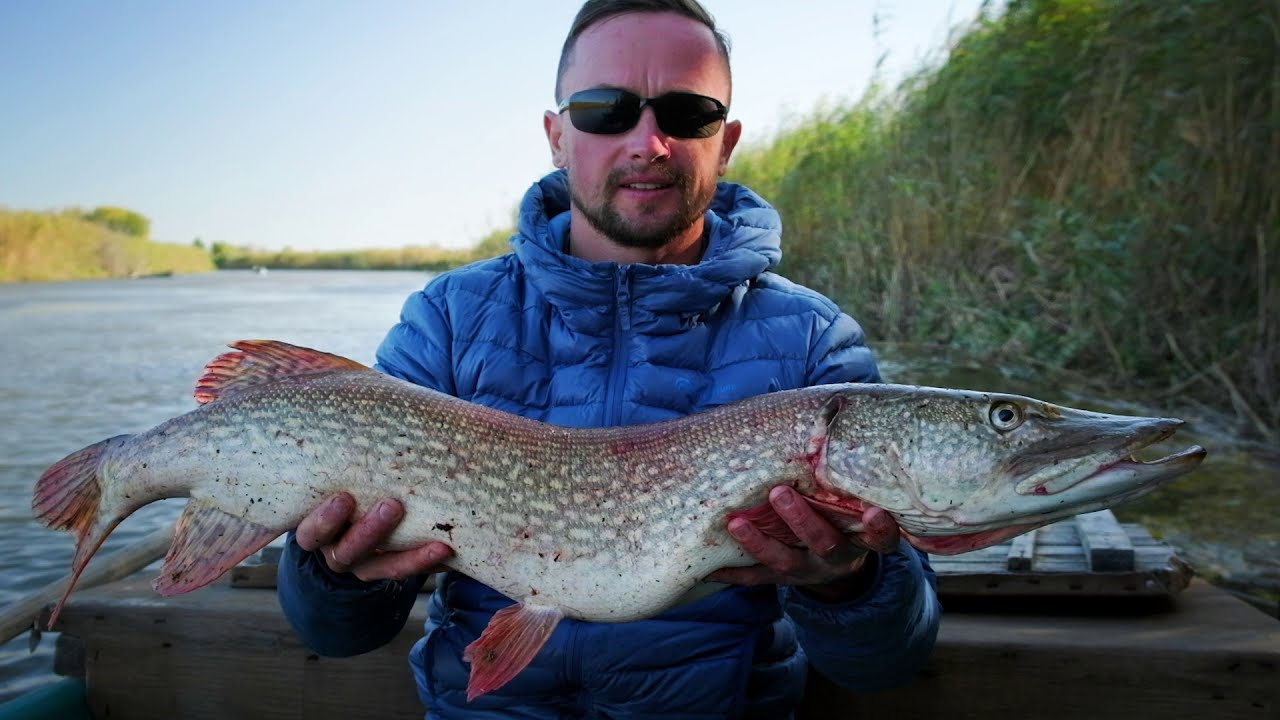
xmin=278 ymin=1 xmax=941 ymax=717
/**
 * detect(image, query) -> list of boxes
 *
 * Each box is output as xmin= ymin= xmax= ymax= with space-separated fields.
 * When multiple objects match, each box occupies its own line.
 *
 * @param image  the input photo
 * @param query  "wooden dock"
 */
xmin=40 ymin=512 xmax=1278 ymax=719
xmin=927 ymin=510 xmax=1194 ymax=598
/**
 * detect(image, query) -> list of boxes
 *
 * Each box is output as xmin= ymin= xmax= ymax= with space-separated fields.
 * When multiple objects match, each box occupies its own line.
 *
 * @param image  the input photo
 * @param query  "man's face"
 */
xmin=545 ymin=12 xmax=742 ymax=251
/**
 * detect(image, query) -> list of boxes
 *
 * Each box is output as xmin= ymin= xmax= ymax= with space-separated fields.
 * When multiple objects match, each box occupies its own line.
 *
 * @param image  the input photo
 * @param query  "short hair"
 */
xmin=555 ymin=0 xmax=732 ymax=103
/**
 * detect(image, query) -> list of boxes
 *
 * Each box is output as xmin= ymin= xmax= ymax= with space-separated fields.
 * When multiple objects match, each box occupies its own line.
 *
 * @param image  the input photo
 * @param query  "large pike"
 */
xmin=35 ymin=340 xmax=1205 ymax=699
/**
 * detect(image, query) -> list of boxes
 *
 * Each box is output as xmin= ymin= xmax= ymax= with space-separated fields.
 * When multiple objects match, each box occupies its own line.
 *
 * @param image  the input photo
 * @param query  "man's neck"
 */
xmin=567 ymin=213 xmax=707 ymax=266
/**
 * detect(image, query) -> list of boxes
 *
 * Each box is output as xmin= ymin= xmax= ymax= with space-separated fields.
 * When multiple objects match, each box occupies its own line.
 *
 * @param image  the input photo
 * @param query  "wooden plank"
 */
xmin=798 ymin=581 xmax=1280 ymax=720
xmin=48 ymin=578 xmax=1279 ymax=720
xmin=0 ymin=525 xmax=174 ymax=645
xmin=1006 ymin=529 xmax=1037 ymax=571
xmin=1075 ymin=511 xmax=1136 ymax=571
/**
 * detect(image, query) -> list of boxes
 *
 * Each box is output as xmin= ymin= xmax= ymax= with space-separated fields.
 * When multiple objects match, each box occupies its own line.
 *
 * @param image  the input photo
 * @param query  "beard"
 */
xmin=569 ymin=166 xmax=717 ymax=249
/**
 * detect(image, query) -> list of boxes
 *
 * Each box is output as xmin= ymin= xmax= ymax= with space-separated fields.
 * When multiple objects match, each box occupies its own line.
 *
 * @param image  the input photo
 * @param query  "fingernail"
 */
xmin=728 ymin=519 xmax=749 ymax=539
xmin=377 ymin=500 xmax=398 ymax=520
xmin=772 ymin=487 xmax=794 ymax=507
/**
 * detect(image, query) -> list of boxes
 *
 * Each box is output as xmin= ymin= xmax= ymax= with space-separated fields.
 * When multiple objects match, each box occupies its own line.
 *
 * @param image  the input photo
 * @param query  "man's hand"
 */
xmin=705 ymin=486 xmax=900 ymax=602
xmin=294 ymin=492 xmax=454 ymax=583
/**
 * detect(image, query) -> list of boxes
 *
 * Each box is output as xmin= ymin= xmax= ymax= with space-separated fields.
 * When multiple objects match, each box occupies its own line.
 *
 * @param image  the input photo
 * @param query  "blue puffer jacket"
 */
xmin=278 ymin=170 xmax=940 ymax=719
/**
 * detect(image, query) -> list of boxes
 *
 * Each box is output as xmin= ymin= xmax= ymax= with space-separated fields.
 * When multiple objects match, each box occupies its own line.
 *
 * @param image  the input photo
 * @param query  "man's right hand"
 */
xmin=294 ymin=492 xmax=455 ymax=583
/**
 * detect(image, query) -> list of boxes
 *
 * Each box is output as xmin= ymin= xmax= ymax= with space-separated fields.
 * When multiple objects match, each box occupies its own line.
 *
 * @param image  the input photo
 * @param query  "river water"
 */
xmin=0 ymin=270 xmax=1275 ymax=701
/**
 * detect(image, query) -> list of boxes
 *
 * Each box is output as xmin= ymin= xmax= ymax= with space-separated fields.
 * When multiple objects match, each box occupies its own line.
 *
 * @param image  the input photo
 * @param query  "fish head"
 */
xmin=816 ymin=385 xmax=1206 ymax=539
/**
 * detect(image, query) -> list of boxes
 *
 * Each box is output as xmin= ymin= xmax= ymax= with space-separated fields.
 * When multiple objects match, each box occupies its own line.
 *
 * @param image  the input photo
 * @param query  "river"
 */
xmin=0 ymin=269 xmax=1275 ymax=701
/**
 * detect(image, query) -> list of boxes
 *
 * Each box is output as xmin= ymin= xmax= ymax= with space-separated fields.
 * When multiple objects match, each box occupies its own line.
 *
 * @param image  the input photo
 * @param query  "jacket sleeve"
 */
xmin=277 ymin=534 xmax=430 ymax=656
xmin=783 ymin=307 xmax=942 ymax=691
xmin=275 ymin=283 xmax=453 ymax=656
xmin=807 ymin=309 xmax=882 ymax=385
xmin=780 ymin=542 xmax=940 ymax=691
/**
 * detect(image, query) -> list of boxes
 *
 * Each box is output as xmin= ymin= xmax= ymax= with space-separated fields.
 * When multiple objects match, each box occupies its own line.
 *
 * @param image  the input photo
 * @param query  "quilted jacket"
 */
xmin=278 ymin=170 xmax=940 ymax=719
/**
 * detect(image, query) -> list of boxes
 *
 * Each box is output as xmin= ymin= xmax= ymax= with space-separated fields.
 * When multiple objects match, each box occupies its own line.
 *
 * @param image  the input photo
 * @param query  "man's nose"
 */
xmin=624 ymin=107 xmax=671 ymax=161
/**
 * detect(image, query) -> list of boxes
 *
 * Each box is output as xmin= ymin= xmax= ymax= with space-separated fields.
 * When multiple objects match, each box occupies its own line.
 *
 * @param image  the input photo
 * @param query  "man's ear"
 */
xmin=717 ymin=119 xmax=743 ymax=176
xmin=545 ymin=111 xmax=568 ymax=168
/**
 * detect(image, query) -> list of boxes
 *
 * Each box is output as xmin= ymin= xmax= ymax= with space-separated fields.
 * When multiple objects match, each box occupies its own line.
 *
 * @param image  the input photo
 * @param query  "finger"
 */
xmin=852 ymin=506 xmax=901 ymax=555
xmin=328 ymin=498 xmax=405 ymax=571
xmin=768 ymin=487 xmax=846 ymax=558
xmin=351 ymin=541 xmax=455 ymax=583
xmin=294 ymin=493 xmax=356 ymax=551
xmin=727 ymin=516 xmax=809 ymax=577
xmin=704 ymin=565 xmax=784 ymax=586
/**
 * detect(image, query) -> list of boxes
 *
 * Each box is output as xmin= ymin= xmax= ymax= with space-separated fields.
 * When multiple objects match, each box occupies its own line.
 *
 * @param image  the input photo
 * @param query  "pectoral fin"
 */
xmin=462 ymin=602 xmax=564 ymax=701
xmin=726 ymin=502 xmax=802 ymax=546
xmin=153 ymin=499 xmax=280 ymax=595
xmin=727 ymin=495 xmax=868 ymax=547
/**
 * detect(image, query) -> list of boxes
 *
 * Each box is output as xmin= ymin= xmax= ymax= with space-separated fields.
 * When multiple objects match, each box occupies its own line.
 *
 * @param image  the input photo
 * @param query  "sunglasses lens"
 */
xmin=566 ymin=89 xmax=641 ymax=135
xmin=652 ymin=94 xmax=726 ymax=139
xmin=563 ymin=90 xmax=726 ymax=139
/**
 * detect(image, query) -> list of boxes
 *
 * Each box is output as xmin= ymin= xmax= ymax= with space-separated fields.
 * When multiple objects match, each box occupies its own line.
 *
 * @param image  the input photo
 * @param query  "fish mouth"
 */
xmin=1012 ymin=418 xmax=1201 ymax=497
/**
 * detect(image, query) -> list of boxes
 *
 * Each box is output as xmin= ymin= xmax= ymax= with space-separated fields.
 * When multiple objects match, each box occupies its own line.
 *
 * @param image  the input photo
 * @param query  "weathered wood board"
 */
xmin=44 ymin=577 xmax=1279 ymax=720
xmin=927 ymin=510 xmax=1192 ymax=598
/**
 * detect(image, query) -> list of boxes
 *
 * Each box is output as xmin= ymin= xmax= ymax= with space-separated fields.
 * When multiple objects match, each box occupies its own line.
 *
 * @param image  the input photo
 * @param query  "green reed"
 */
xmin=728 ymin=0 xmax=1278 ymax=440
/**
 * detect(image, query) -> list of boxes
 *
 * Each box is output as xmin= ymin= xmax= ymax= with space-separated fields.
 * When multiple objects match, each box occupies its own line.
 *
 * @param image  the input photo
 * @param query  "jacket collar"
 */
xmin=510 ymin=170 xmax=782 ymax=327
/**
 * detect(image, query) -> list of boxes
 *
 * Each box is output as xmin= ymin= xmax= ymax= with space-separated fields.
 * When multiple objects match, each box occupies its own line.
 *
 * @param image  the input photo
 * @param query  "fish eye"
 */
xmin=989 ymin=401 xmax=1024 ymax=431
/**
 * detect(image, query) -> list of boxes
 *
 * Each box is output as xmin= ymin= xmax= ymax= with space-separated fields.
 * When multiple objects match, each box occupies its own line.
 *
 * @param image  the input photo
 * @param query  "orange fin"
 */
xmin=904 ymin=523 xmax=1041 ymax=555
xmin=802 ymin=496 xmax=867 ymax=535
xmin=194 ymin=340 xmax=369 ymax=404
xmin=152 ymin=499 xmax=280 ymax=595
xmin=726 ymin=496 xmax=868 ymax=547
xmin=462 ymin=603 xmax=563 ymax=701
xmin=33 ymin=435 xmax=131 ymax=628
xmin=726 ymin=502 xmax=802 ymax=546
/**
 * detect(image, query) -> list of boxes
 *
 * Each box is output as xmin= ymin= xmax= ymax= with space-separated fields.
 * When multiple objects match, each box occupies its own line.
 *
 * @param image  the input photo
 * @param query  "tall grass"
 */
xmin=729 ymin=0 xmax=1278 ymax=439
xmin=209 ymin=226 xmax=513 ymax=272
xmin=0 ymin=209 xmax=213 ymax=282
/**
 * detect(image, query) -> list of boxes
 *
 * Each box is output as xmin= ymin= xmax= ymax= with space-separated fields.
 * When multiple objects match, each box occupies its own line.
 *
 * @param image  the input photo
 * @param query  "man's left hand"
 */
xmin=705 ymin=486 xmax=901 ymax=602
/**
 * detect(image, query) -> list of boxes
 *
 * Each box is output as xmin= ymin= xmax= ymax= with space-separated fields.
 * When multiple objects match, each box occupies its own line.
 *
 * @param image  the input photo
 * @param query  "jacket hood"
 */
xmin=510 ymin=170 xmax=782 ymax=327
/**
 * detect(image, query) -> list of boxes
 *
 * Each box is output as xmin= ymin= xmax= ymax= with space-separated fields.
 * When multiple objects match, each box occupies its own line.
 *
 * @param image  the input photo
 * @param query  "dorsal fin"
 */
xmin=194 ymin=340 xmax=369 ymax=404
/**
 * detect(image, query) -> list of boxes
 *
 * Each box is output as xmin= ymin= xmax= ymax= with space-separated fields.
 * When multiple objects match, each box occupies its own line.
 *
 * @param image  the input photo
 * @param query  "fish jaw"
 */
xmin=940 ymin=417 xmax=1206 ymax=535
xmin=972 ymin=442 xmax=1207 ymax=530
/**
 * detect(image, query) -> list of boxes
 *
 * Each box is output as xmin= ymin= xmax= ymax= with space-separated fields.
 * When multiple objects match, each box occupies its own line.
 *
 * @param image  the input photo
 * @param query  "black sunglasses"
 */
xmin=557 ymin=88 xmax=728 ymax=139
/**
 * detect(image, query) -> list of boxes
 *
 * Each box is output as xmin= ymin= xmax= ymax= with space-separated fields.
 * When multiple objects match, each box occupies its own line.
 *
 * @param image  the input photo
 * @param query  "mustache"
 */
xmin=605 ymin=166 xmax=685 ymax=187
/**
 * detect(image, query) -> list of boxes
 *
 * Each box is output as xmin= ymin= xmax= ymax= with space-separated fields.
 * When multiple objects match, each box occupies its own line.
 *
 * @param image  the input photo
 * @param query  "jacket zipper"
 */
xmin=605 ymin=268 xmax=632 ymax=426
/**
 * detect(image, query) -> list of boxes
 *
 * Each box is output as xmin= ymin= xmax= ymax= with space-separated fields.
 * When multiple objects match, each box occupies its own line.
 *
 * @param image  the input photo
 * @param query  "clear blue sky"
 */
xmin=0 ymin=1 xmax=987 ymax=251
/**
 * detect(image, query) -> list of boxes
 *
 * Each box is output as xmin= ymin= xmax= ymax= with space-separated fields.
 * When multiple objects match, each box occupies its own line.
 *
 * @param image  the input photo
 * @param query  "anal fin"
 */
xmin=153 ymin=499 xmax=280 ymax=595
xmin=462 ymin=603 xmax=563 ymax=702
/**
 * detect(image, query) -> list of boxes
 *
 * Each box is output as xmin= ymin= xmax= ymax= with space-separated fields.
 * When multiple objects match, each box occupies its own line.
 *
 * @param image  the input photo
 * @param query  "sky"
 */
xmin=0 ymin=1 xmax=989 ymax=251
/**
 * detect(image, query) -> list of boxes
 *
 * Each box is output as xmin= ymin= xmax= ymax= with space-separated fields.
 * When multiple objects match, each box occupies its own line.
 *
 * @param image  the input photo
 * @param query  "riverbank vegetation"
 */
xmin=0 ymin=208 xmax=212 ymax=282
xmin=206 ymin=227 xmax=511 ymax=272
xmin=728 ymin=0 xmax=1277 ymax=440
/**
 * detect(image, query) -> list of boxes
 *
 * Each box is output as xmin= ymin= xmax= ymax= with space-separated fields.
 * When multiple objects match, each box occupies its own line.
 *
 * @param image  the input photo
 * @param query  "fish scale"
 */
xmin=33 ymin=339 xmax=1205 ymax=701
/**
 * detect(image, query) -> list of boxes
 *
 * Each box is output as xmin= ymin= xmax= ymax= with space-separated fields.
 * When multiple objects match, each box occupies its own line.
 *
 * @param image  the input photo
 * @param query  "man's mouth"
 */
xmin=621 ymin=182 xmax=672 ymax=191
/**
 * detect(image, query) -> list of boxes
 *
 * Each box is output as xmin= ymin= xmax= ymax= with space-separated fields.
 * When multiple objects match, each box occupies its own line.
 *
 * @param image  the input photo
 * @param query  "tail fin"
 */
xmin=33 ymin=435 xmax=131 ymax=628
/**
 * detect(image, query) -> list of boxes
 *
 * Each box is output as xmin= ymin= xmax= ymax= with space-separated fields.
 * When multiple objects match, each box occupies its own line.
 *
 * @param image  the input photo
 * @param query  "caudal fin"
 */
xmin=32 ymin=435 xmax=131 ymax=628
